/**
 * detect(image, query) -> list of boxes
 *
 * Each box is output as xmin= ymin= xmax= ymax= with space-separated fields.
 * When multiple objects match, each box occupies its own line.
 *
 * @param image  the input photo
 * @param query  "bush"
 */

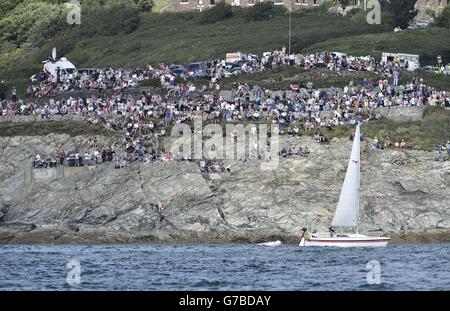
xmin=339 ymin=0 xmax=351 ymax=7
xmin=134 ymin=0 xmax=154 ymax=12
xmin=77 ymin=4 xmax=140 ymax=37
xmin=380 ymin=0 xmax=418 ymax=29
xmin=199 ymin=3 xmax=233 ymax=24
xmin=0 ymin=1 xmax=68 ymax=46
xmin=0 ymin=0 xmax=23 ymax=16
xmin=245 ymin=2 xmax=276 ymax=22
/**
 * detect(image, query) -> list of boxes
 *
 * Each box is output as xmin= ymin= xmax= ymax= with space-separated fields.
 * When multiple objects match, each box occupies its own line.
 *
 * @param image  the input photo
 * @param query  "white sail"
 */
xmin=331 ymin=123 xmax=361 ymax=227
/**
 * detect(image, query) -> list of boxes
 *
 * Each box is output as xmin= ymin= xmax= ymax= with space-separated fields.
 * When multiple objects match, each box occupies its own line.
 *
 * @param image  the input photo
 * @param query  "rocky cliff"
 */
xmin=0 ymin=134 xmax=449 ymax=244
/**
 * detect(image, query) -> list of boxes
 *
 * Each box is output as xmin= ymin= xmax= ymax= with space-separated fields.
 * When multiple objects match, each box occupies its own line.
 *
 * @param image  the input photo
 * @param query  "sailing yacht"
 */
xmin=299 ymin=123 xmax=390 ymax=247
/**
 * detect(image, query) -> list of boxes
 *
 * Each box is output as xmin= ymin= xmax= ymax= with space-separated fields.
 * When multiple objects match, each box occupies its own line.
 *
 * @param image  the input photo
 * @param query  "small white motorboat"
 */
xmin=257 ymin=240 xmax=282 ymax=247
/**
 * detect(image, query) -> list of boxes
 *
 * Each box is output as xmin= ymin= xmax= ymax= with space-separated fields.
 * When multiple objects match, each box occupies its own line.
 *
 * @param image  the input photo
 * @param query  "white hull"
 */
xmin=299 ymin=234 xmax=389 ymax=247
xmin=257 ymin=240 xmax=282 ymax=247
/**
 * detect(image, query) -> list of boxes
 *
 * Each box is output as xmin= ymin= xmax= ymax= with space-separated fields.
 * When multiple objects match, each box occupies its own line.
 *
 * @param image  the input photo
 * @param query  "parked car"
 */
xmin=169 ymin=64 xmax=186 ymax=77
xmin=421 ymin=65 xmax=439 ymax=73
xmin=78 ymin=68 xmax=102 ymax=75
xmin=186 ymin=62 xmax=209 ymax=78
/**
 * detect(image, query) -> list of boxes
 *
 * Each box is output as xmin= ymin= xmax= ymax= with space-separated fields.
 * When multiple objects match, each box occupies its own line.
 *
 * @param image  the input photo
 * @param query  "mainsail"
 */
xmin=331 ymin=123 xmax=361 ymax=227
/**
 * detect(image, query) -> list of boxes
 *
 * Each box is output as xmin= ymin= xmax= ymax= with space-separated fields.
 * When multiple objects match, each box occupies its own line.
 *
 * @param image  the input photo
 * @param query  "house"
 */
xmin=171 ymin=0 xmax=448 ymax=14
xmin=172 ymin=0 xmax=326 ymax=12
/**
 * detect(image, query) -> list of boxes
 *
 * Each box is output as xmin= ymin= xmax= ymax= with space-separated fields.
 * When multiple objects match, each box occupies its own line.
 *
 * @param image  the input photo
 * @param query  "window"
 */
xmin=198 ymin=0 xmax=203 ymax=4
xmin=274 ymin=0 xmax=284 ymax=4
xmin=439 ymin=0 xmax=443 ymax=6
xmin=302 ymin=0 xmax=308 ymax=4
xmin=210 ymin=0 xmax=215 ymax=4
xmin=180 ymin=0 xmax=188 ymax=3
xmin=313 ymin=0 xmax=319 ymax=5
xmin=355 ymin=0 xmax=361 ymax=5
xmin=248 ymin=0 xmax=256 ymax=5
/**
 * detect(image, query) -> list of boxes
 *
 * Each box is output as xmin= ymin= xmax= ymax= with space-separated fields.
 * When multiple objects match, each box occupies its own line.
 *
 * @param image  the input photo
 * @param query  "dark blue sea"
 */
xmin=0 ymin=243 xmax=449 ymax=290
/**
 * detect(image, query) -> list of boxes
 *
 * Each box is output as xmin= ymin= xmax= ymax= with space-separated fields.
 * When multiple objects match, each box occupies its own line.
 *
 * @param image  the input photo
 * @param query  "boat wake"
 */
xmin=257 ymin=241 xmax=282 ymax=247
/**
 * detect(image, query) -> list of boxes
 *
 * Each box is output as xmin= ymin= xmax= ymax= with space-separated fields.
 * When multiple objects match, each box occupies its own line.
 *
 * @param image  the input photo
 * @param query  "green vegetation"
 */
xmin=0 ymin=121 xmax=120 ymax=137
xmin=435 ymin=5 xmax=450 ymax=28
xmin=399 ymin=70 xmax=450 ymax=91
xmin=0 ymin=1 xmax=68 ymax=47
xmin=0 ymin=1 xmax=449 ymax=96
xmin=152 ymin=0 xmax=173 ymax=12
xmin=219 ymin=67 xmax=379 ymax=89
xmin=0 ymin=6 xmax=387 ymax=94
xmin=199 ymin=3 xmax=234 ymax=24
xmin=290 ymin=106 xmax=450 ymax=151
xmin=363 ymin=107 xmax=450 ymax=150
xmin=243 ymin=1 xmax=283 ymax=22
xmin=380 ymin=0 xmax=418 ymax=29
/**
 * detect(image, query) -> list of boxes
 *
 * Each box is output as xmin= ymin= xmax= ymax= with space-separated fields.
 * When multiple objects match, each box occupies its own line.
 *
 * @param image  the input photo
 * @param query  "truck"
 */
xmin=226 ymin=52 xmax=247 ymax=63
xmin=41 ymin=48 xmax=78 ymax=83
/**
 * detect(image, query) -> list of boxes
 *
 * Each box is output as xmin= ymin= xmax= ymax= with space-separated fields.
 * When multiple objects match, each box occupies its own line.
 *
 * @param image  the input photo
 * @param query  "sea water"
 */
xmin=0 ymin=243 xmax=449 ymax=290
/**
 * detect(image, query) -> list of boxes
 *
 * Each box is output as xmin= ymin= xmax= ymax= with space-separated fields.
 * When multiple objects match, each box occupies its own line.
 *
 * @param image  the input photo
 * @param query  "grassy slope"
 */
xmin=152 ymin=0 xmax=173 ymax=12
xmin=2 ymin=10 xmax=450 ymax=93
xmin=0 ymin=11 xmax=386 ymax=93
xmin=0 ymin=121 xmax=120 ymax=137
xmin=218 ymin=66 xmax=380 ymax=89
xmin=286 ymin=107 xmax=450 ymax=151
xmin=1 ymin=107 xmax=447 ymax=150
xmin=64 ymin=12 xmax=385 ymax=67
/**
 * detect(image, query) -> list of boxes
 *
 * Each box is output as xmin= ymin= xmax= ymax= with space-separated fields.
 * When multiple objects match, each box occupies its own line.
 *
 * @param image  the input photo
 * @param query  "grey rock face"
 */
xmin=0 ymin=134 xmax=449 ymax=243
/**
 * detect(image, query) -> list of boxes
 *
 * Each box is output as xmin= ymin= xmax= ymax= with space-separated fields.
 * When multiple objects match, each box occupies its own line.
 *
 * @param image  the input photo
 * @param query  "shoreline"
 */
xmin=1 ymin=228 xmax=450 ymax=245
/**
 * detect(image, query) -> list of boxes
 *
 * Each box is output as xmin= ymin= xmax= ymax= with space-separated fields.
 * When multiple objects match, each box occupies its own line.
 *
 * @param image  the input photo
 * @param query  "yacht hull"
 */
xmin=299 ymin=235 xmax=390 ymax=247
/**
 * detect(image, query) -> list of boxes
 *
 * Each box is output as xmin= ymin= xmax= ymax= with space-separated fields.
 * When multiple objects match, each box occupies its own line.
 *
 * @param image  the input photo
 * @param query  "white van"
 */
xmin=43 ymin=58 xmax=78 ymax=83
xmin=40 ymin=48 xmax=78 ymax=83
xmin=381 ymin=52 xmax=420 ymax=71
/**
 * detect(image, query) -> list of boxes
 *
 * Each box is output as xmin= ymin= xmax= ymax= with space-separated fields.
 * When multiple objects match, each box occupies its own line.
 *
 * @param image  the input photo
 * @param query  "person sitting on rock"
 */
xmin=393 ymin=155 xmax=405 ymax=166
xmin=384 ymin=137 xmax=393 ymax=149
xmin=33 ymin=154 xmax=41 ymax=168
xmin=400 ymin=139 xmax=407 ymax=149
xmin=372 ymin=137 xmax=380 ymax=149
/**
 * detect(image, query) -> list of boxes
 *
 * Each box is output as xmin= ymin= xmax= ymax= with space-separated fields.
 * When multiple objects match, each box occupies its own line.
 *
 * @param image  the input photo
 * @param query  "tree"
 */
xmin=338 ymin=0 xmax=351 ymax=7
xmin=245 ymin=1 xmax=276 ymax=22
xmin=134 ymin=0 xmax=154 ymax=12
xmin=380 ymin=0 xmax=418 ymax=29
xmin=435 ymin=5 xmax=450 ymax=28
xmin=199 ymin=2 xmax=233 ymax=24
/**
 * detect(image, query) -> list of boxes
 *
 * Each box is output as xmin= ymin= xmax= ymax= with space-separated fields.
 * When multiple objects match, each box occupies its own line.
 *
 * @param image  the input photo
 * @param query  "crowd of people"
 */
xmin=372 ymin=137 xmax=411 ymax=150
xmin=1 ymin=49 xmax=448 ymax=171
xmin=21 ymin=48 xmax=423 ymax=98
